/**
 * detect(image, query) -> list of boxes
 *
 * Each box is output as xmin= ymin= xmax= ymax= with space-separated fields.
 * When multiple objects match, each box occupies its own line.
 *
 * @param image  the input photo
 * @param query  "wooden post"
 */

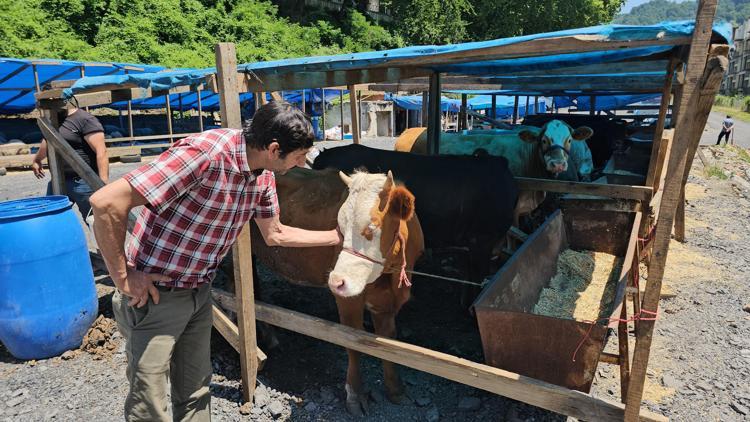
xmin=525 ymin=96 xmax=530 ymax=118
xmin=37 ymin=116 xmax=105 ymax=191
xmin=390 ymin=103 xmax=395 ymax=136
xmin=347 ymin=85 xmax=360 ymax=144
xmin=321 ymin=88 xmax=326 ymax=136
xmin=165 ymin=95 xmax=173 ymax=145
xmin=590 ymin=96 xmax=596 ymax=115
xmin=491 ymin=95 xmax=497 ymax=119
xmin=301 ymin=90 xmax=306 ymax=114
xmin=41 ymin=110 xmax=66 ymax=195
xmin=512 ymin=96 xmax=519 ymax=124
xmin=357 ymin=90 xmax=363 ymax=136
xmin=215 ymin=42 xmax=259 ymax=405
xmin=645 ymin=59 xmax=677 ymax=189
xmin=624 ymin=1 xmax=721 ymax=419
xmin=460 ymin=94 xmax=468 ymax=131
xmin=339 ymin=90 xmax=345 ymax=140
xmin=426 ymin=73 xmax=441 ymax=155
xmin=196 ymin=87 xmax=204 ymax=132
xmin=421 ymin=91 xmax=428 ymax=126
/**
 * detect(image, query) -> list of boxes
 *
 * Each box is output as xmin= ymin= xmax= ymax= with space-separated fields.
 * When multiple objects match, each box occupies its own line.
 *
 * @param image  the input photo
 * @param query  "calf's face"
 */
xmin=518 ymin=120 xmax=593 ymax=175
xmin=328 ymin=171 xmax=415 ymax=297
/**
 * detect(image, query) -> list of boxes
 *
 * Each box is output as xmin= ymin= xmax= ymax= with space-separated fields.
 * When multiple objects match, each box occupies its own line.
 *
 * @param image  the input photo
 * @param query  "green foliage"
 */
xmin=385 ymin=0 xmax=474 ymax=44
xmin=614 ymin=0 xmax=750 ymax=25
xmin=466 ymin=0 xmax=625 ymax=41
xmin=704 ymin=164 xmax=729 ymax=180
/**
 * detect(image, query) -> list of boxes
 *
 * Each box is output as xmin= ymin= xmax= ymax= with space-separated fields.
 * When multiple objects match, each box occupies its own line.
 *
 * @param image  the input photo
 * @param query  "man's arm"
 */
xmin=84 ymin=131 xmax=109 ymax=183
xmin=254 ymin=215 xmax=341 ymax=247
xmin=31 ymin=139 xmax=48 ymax=179
xmin=90 ymin=179 xmax=170 ymax=307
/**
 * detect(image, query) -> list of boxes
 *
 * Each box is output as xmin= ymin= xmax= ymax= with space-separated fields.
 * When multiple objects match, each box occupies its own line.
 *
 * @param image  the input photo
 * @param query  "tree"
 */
xmin=467 ymin=0 xmax=626 ymax=41
xmin=384 ymin=0 xmax=474 ymax=44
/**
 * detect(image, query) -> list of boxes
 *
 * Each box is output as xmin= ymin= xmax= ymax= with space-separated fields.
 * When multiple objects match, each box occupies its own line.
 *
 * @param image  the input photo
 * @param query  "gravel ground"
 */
xmin=1 ymin=139 xmax=749 ymax=421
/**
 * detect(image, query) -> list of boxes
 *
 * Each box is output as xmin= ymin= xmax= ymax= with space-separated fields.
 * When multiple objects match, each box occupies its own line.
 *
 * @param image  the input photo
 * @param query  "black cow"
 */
xmin=313 ymin=144 xmax=518 ymax=305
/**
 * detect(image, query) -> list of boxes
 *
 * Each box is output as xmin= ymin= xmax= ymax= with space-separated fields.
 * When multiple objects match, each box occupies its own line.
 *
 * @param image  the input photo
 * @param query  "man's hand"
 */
xmin=115 ymin=264 xmax=172 ymax=308
xmin=32 ymin=161 xmax=45 ymax=179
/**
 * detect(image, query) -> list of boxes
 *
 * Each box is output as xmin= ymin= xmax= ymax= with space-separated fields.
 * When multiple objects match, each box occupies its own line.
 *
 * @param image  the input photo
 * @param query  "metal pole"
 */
xmin=512 ymin=96 xmax=519 ymax=124
xmin=321 ymin=88 xmax=326 ymax=137
xmin=590 ymin=95 xmax=596 ymax=116
xmin=525 ymin=96 xmax=530 ymax=118
xmin=426 ymin=73 xmax=442 ymax=155
xmin=80 ymin=66 xmax=90 ymax=112
xmin=534 ymin=96 xmax=539 ymax=115
xmin=421 ymin=92 xmax=428 ymax=126
xmin=301 ymin=89 xmax=306 ymax=114
xmin=460 ymin=94 xmax=468 ymax=131
xmin=125 ymin=69 xmax=134 ymax=138
xmin=491 ymin=95 xmax=497 ymax=119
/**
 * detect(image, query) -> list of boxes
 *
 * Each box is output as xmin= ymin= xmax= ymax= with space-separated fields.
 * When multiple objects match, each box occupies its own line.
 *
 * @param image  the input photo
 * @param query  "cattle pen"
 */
xmin=31 ymin=1 xmax=728 ymax=420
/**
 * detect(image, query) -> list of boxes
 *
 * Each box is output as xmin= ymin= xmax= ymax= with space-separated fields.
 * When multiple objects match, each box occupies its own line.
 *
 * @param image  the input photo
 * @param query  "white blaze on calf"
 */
xmin=328 ymin=171 xmax=393 ymax=297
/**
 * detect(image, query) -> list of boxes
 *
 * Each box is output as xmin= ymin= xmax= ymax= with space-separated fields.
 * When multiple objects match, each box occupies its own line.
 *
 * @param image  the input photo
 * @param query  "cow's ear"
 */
xmin=339 ymin=171 xmax=353 ymax=187
xmin=387 ymin=186 xmax=415 ymax=221
xmin=572 ymin=126 xmax=594 ymax=141
xmin=518 ymin=129 xmax=539 ymax=143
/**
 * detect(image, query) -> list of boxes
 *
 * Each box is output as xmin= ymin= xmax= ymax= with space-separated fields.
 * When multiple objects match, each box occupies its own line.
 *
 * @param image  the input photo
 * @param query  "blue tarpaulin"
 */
xmin=1 ymin=20 xmax=732 ymax=114
xmin=388 ymin=93 xmax=546 ymax=117
xmin=553 ymin=94 xmax=661 ymax=111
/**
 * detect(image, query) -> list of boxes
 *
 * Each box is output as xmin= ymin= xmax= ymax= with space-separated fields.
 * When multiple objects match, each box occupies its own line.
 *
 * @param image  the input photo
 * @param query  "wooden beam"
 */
xmin=215 ymin=42 xmax=258 ymax=405
xmin=239 ymin=67 xmax=430 ymax=93
xmin=645 ymin=59 xmax=677 ymax=188
xmin=211 ymin=305 xmax=266 ymax=370
xmin=516 ymin=177 xmax=652 ymax=201
xmin=254 ymin=301 xmax=666 ymax=422
xmin=426 ymin=73 xmax=441 ymax=155
xmin=37 ymin=116 xmax=105 ymax=191
xmin=348 ymin=85 xmax=360 ymax=144
xmin=40 ymin=111 xmax=66 ymax=195
xmin=624 ymin=1 xmax=720 ymax=420
xmin=36 ymin=84 xmax=206 ymax=110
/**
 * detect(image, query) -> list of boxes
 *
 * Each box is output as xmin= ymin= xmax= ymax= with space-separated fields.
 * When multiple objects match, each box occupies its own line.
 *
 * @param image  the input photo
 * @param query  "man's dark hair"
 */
xmin=727 ymin=115 xmax=732 ymax=118
xmin=243 ymin=101 xmax=314 ymax=157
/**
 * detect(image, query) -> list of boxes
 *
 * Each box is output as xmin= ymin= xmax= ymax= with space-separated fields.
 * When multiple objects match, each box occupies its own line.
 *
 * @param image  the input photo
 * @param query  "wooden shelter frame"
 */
xmin=32 ymin=3 xmax=727 ymax=420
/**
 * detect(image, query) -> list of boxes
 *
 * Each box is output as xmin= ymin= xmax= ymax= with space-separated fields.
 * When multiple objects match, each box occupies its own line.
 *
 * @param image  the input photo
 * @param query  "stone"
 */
xmin=457 ymin=396 xmax=481 ymax=411
xmin=238 ymin=402 xmax=253 ymax=415
xmin=44 ymin=408 xmax=59 ymax=419
xmin=416 ymin=397 xmax=432 ymax=407
xmin=743 ymin=304 xmax=750 ymax=313
xmin=741 ymin=349 xmax=750 ymax=357
xmin=661 ymin=374 xmax=683 ymax=390
xmin=731 ymin=402 xmax=749 ymax=415
xmin=304 ymin=401 xmax=318 ymax=412
xmin=696 ymin=382 xmax=713 ymax=391
xmin=268 ymin=400 xmax=284 ymax=418
xmin=9 ymin=389 xmax=26 ymax=398
xmin=425 ymin=406 xmax=440 ymax=422
xmin=5 ymin=396 xmax=24 ymax=408
xmin=254 ymin=388 xmax=271 ymax=408
xmin=370 ymin=389 xmax=385 ymax=403
xmin=319 ymin=387 xmax=335 ymax=404
xmin=713 ymin=382 xmax=727 ymax=391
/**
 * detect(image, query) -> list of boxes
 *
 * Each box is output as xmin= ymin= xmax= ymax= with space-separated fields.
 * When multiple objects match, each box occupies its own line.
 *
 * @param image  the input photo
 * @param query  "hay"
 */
xmin=533 ymin=249 xmax=623 ymax=322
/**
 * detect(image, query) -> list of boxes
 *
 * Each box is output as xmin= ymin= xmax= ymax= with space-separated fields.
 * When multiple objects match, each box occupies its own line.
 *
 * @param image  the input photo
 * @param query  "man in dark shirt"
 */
xmin=32 ymin=107 xmax=109 ymax=219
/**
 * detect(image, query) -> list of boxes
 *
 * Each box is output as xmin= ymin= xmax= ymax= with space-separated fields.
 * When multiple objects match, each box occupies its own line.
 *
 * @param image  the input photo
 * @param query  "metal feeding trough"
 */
xmin=473 ymin=209 xmax=633 ymax=392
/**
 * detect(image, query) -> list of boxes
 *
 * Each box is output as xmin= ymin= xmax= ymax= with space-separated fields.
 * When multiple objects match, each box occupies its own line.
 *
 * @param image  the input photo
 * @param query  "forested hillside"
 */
xmin=615 ymin=0 xmax=749 ymax=25
xmin=0 ymin=0 xmax=626 ymax=67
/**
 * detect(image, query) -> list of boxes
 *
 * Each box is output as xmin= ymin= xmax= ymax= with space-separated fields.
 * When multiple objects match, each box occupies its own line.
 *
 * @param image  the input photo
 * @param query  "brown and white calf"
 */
xmin=251 ymin=167 xmax=424 ymax=415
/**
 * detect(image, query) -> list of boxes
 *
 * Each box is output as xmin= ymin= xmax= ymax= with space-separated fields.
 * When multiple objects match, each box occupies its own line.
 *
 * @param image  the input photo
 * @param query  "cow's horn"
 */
xmin=339 ymin=171 xmax=353 ymax=187
xmin=384 ymin=170 xmax=394 ymax=190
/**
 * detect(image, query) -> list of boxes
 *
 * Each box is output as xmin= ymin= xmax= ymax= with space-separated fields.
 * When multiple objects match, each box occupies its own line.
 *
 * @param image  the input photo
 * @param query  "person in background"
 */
xmin=31 ymin=107 xmax=109 ymax=220
xmin=716 ymin=114 xmax=735 ymax=146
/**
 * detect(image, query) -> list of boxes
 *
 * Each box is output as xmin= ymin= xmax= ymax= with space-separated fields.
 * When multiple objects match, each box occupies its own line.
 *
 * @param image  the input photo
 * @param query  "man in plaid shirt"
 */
xmin=90 ymin=102 xmax=341 ymax=421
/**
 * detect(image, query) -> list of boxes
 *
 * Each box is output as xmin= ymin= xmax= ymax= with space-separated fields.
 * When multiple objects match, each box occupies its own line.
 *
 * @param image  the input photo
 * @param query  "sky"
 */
xmin=620 ymin=0 xmax=690 ymax=14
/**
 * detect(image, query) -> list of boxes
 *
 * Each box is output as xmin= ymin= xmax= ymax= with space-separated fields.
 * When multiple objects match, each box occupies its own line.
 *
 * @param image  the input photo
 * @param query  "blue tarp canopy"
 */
xmin=389 ymin=93 xmax=546 ymax=117
xmin=553 ymin=94 xmax=661 ymax=111
xmin=12 ymin=20 xmax=732 ymax=113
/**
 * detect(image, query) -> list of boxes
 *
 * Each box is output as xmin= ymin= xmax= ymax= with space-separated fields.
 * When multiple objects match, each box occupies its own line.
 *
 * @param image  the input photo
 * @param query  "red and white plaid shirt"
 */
xmin=124 ymin=128 xmax=278 ymax=288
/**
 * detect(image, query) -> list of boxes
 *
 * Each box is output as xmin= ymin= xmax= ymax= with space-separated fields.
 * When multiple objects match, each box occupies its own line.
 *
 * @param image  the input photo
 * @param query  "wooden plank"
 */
xmin=215 ymin=42 xmax=258 ymax=405
xmin=211 ymin=305 xmax=267 ymax=369
xmin=624 ymin=1 xmax=721 ymax=420
xmin=515 ymin=177 xmax=652 ymax=201
xmin=560 ymin=197 xmax=642 ymax=213
xmin=426 ymin=73 xmax=441 ymax=155
xmin=36 ymin=84 xmax=206 ymax=109
xmin=254 ymin=301 xmax=666 ymax=422
xmin=348 ymin=85 xmax=360 ymax=144
xmin=105 ymin=132 xmax=197 ymax=143
xmin=240 ymin=67 xmax=430 ymax=93
xmin=599 ymin=352 xmax=620 ymax=365
xmin=38 ymin=116 xmax=105 ymax=191
xmin=645 ymin=59 xmax=677 ymax=188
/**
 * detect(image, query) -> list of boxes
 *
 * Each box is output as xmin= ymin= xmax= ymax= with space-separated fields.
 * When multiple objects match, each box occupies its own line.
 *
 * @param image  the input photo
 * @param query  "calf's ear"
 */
xmin=339 ymin=171 xmax=353 ymax=187
xmin=518 ymin=128 xmax=539 ymax=144
xmin=571 ymin=126 xmax=594 ymax=141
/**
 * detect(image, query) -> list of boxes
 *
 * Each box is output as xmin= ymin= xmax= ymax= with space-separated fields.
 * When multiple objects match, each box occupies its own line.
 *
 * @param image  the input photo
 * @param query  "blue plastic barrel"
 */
xmin=0 ymin=196 xmax=97 ymax=359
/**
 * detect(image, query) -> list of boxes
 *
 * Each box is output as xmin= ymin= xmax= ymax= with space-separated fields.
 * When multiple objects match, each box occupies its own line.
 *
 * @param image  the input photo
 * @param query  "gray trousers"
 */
xmin=112 ymin=284 xmax=213 ymax=422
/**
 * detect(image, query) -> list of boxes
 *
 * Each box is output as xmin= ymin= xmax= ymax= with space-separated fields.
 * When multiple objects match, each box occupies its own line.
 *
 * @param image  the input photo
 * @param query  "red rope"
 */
xmin=572 ymin=308 xmax=659 ymax=362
